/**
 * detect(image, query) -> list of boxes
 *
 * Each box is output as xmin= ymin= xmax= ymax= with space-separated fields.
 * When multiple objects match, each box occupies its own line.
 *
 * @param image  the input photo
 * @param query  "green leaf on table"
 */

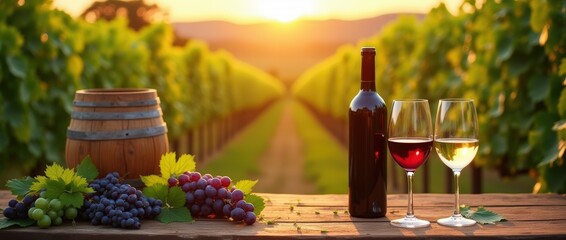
xmin=143 ymin=184 xmax=168 ymax=201
xmin=5 ymin=177 xmax=35 ymax=198
xmin=0 ymin=218 xmax=35 ymax=229
xmin=156 ymin=207 xmax=192 ymax=223
xmin=167 ymin=186 xmax=186 ymax=208
xmin=235 ymin=180 xmax=258 ymax=194
xmin=461 ymin=205 xmax=506 ymax=224
xmin=76 ymin=156 xmax=98 ymax=181
xmin=245 ymin=193 xmax=266 ymax=215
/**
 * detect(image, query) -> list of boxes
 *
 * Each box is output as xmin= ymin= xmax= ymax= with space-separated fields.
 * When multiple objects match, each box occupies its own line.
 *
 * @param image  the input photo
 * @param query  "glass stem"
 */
xmin=407 ymin=171 xmax=414 ymax=217
xmin=453 ymin=171 xmax=461 ymax=216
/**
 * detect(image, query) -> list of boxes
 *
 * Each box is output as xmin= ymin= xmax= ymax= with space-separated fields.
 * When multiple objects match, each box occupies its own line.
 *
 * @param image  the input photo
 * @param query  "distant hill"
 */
xmin=173 ymin=13 xmax=424 ymax=85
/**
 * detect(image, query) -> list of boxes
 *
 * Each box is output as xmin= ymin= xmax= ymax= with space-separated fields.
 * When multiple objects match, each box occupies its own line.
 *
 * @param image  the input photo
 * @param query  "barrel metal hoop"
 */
xmin=67 ymin=124 xmax=168 ymax=140
xmin=71 ymin=109 xmax=161 ymax=120
xmin=73 ymin=98 xmax=160 ymax=107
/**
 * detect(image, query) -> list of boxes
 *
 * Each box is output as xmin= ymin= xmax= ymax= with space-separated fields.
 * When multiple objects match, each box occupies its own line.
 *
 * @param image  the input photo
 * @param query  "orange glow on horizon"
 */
xmin=52 ymin=0 xmax=462 ymax=24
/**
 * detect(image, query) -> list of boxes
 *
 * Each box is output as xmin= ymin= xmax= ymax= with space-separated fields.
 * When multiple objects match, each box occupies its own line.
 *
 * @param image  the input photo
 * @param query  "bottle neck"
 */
xmin=360 ymin=53 xmax=376 ymax=91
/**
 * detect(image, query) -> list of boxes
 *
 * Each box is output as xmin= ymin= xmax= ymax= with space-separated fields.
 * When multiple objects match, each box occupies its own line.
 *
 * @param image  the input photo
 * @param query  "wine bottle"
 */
xmin=348 ymin=47 xmax=387 ymax=218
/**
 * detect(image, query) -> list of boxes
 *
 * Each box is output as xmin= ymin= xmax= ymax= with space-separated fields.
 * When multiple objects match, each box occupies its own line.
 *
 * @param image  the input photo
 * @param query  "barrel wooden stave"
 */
xmin=65 ymin=89 xmax=168 ymax=179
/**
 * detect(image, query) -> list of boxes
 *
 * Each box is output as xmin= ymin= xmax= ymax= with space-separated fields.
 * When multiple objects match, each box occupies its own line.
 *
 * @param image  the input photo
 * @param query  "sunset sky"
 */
xmin=53 ymin=0 xmax=462 ymax=24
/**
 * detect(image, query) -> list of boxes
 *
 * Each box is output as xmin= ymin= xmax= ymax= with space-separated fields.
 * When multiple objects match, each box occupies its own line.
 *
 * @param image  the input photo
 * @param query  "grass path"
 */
xmin=254 ymin=98 xmax=317 ymax=193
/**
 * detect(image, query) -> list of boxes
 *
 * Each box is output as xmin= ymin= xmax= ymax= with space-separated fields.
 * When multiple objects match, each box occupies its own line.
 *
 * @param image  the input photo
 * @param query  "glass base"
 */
xmin=390 ymin=215 xmax=430 ymax=229
xmin=437 ymin=215 xmax=476 ymax=227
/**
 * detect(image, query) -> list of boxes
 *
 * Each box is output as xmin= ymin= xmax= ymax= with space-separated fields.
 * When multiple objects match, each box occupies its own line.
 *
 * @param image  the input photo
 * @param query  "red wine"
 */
xmin=348 ymin=47 xmax=387 ymax=218
xmin=388 ymin=137 xmax=433 ymax=171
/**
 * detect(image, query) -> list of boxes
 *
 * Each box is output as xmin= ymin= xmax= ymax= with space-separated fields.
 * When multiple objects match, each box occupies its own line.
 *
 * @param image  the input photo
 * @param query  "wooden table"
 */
xmin=1 ymin=191 xmax=565 ymax=239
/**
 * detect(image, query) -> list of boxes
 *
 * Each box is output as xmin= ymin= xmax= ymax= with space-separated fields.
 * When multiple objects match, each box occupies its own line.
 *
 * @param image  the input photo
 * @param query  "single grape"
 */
xmin=210 ymin=178 xmax=222 ymax=189
xmin=213 ymin=199 xmax=224 ymax=214
xmin=31 ymin=208 xmax=45 ymax=221
xmin=190 ymin=204 xmax=200 ymax=216
xmin=178 ymin=174 xmax=190 ymax=186
xmin=168 ymin=177 xmax=178 ymax=187
xmin=220 ymin=176 xmax=231 ymax=188
xmin=217 ymin=188 xmax=229 ymax=199
xmin=127 ymin=194 xmax=137 ymax=204
xmin=196 ymin=179 xmax=207 ymax=189
xmin=243 ymin=212 xmax=256 ymax=225
xmin=203 ymin=174 xmax=213 ymax=180
xmin=3 ymin=207 xmax=16 ymax=219
xmin=189 ymin=172 xmax=201 ymax=182
xmin=244 ymin=203 xmax=255 ymax=213
xmin=151 ymin=206 xmax=161 ymax=216
xmin=181 ymin=182 xmax=191 ymax=192
xmin=205 ymin=185 xmax=217 ymax=197
xmin=222 ymin=204 xmax=232 ymax=218
xmin=53 ymin=216 xmax=63 ymax=226
xmin=15 ymin=202 xmax=26 ymax=213
xmin=49 ymin=199 xmax=63 ymax=211
xmin=65 ymin=207 xmax=78 ymax=220
xmin=230 ymin=208 xmax=245 ymax=222
xmin=35 ymin=198 xmax=49 ymax=209
xmin=47 ymin=209 xmax=58 ymax=220
xmin=185 ymin=192 xmax=195 ymax=205
xmin=194 ymin=189 xmax=205 ymax=200
xmin=231 ymin=189 xmax=244 ymax=202
xmin=37 ymin=215 xmax=52 ymax=228
xmin=235 ymin=200 xmax=247 ymax=210
xmin=27 ymin=207 xmax=36 ymax=219
xmin=8 ymin=199 xmax=18 ymax=208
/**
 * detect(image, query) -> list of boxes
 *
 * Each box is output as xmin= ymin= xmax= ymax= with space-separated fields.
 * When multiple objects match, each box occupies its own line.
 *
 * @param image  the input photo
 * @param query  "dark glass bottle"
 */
xmin=348 ymin=47 xmax=387 ymax=218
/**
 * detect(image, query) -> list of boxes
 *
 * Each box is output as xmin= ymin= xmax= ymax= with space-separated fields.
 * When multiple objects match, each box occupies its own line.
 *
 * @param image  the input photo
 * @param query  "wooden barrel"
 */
xmin=65 ymin=88 xmax=168 ymax=179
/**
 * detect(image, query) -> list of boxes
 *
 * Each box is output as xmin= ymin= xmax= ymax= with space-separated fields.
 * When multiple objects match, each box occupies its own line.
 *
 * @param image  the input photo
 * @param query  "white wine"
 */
xmin=435 ymin=138 xmax=478 ymax=171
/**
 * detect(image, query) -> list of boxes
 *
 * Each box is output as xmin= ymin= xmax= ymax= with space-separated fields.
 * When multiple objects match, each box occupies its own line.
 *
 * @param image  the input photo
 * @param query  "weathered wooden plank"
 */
xmin=260 ymin=193 xmax=566 ymax=207
xmin=2 ymin=191 xmax=566 ymax=239
xmin=2 ymin=218 xmax=566 ymax=239
xmin=260 ymin=205 xmax=566 ymax=222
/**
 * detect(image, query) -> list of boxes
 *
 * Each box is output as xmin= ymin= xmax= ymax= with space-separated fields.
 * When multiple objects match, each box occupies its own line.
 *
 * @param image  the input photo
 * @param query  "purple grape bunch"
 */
xmin=81 ymin=172 xmax=163 ymax=229
xmin=3 ymin=195 xmax=38 ymax=220
xmin=171 ymin=171 xmax=256 ymax=225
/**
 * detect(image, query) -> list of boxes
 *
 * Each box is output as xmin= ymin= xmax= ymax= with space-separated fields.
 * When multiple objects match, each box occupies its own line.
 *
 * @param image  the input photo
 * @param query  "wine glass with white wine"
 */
xmin=434 ymin=99 xmax=479 ymax=227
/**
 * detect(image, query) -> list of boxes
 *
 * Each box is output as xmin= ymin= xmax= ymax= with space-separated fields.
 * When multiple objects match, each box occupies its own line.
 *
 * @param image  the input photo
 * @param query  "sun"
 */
xmin=255 ymin=0 xmax=314 ymax=23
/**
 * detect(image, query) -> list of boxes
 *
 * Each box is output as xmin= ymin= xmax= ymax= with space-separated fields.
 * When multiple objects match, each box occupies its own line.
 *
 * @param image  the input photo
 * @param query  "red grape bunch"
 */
xmin=171 ymin=171 xmax=256 ymax=225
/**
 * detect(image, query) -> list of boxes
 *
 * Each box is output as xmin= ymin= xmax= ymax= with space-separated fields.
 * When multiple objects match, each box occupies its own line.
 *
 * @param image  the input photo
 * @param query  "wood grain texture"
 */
xmin=1 ymin=191 xmax=565 ymax=239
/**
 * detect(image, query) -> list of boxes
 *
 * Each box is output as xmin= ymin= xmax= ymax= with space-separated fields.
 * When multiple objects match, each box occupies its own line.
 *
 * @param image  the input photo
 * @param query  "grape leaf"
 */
xmin=44 ymin=179 xmax=66 ymax=200
xmin=29 ymin=176 xmax=47 ymax=193
xmin=143 ymin=184 xmax=168 ymax=201
xmin=76 ymin=155 xmax=98 ymax=181
xmin=141 ymin=174 xmax=167 ymax=187
xmin=174 ymin=154 xmax=196 ymax=175
xmin=45 ymin=163 xmax=65 ymax=180
xmin=461 ymin=205 xmax=506 ymax=224
xmin=168 ymin=186 xmax=186 ymax=208
xmin=0 ymin=218 xmax=35 ymax=229
xmin=5 ymin=177 xmax=35 ymax=198
xmin=235 ymin=180 xmax=258 ymax=194
xmin=159 ymin=152 xmax=196 ymax=179
xmin=59 ymin=192 xmax=84 ymax=208
xmin=245 ymin=193 xmax=266 ymax=215
xmin=159 ymin=152 xmax=177 ymax=178
xmin=156 ymin=207 xmax=192 ymax=223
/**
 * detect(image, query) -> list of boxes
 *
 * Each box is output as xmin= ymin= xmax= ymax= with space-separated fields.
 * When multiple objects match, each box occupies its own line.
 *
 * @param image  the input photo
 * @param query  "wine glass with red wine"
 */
xmin=388 ymin=99 xmax=433 ymax=228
